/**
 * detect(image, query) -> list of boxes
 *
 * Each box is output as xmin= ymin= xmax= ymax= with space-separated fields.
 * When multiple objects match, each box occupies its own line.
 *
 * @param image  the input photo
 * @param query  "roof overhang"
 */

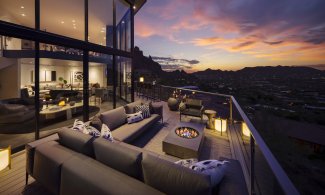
xmin=125 ymin=0 xmax=147 ymax=15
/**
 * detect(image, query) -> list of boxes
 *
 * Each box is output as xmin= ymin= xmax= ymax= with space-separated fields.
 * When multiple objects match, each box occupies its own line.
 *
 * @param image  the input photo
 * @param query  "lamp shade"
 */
xmin=215 ymin=118 xmax=227 ymax=132
xmin=139 ymin=77 xmax=144 ymax=82
xmin=0 ymin=146 xmax=11 ymax=171
xmin=242 ymin=122 xmax=251 ymax=137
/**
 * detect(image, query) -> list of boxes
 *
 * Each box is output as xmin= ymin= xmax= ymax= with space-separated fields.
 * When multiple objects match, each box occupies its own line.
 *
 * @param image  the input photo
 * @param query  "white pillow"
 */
xmin=72 ymin=119 xmax=88 ymax=134
xmin=174 ymin=158 xmax=198 ymax=168
xmin=189 ymin=160 xmax=229 ymax=186
xmin=101 ymin=124 xmax=114 ymax=142
xmin=127 ymin=111 xmax=143 ymax=124
xmin=72 ymin=119 xmax=100 ymax=137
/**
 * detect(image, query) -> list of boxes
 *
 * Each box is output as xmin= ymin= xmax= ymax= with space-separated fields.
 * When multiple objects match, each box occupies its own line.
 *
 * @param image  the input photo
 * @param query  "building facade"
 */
xmin=0 ymin=0 xmax=146 ymax=152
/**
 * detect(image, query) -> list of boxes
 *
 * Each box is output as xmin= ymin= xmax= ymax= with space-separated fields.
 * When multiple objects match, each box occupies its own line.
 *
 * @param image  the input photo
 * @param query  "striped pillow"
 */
xmin=135 ymin=104 xmax=151 ymax=119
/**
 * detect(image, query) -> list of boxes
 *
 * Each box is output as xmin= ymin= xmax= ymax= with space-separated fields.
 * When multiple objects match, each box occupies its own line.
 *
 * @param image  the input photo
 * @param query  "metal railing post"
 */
xmin=229 ymin=98 xmax=233 ymax=124
xmin=250 ymin=135 xmax=256 ymax=195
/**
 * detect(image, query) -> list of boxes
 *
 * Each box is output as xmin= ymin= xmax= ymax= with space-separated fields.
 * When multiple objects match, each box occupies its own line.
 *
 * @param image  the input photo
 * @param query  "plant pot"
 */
xmin=168 ymin=97 xmax=180 ymax=111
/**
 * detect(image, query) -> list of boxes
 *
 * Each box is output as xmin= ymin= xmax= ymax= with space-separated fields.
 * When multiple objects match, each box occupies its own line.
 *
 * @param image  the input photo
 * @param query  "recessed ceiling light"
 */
xmin=21 ymin=13 xmax=26 ymax=17
xmin=133 ymin=6 xmax=136 ymax=9
xmin=61 ymin=21 xmax=65 ymax=24
xmin=72 ymin=20 xmax=76 ymax=23
xmin=104 ymin=37 xmax=106 ymax=40
xmin=101 ymin=30 xmax=105 ymax=33
xmin=21 ymin=6 xmax=25 ymax=9
xmin=73 ymin=26 xmax=76 ymax=29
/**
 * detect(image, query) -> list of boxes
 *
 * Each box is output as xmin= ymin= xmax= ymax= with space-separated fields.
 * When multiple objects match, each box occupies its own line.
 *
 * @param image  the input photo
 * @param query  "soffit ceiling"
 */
xmin=0 ymin=0 xmax=129 ymax=45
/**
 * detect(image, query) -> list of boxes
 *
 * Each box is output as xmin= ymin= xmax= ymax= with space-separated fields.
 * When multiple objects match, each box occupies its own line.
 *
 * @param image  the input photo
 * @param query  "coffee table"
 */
xmin=40 ymin=102 xmax=83 ymax=120
xmin=163 ymin=122 xmax=205 ymax=159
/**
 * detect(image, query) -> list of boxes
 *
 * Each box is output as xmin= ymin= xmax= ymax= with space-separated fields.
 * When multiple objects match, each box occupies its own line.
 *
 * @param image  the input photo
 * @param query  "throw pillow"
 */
xmin=135 ymin=104 xmax=151 ymax=119
xmin=72 ymin=119 xmax=100 ymax=138
xmin=101 ymin=124 xmax=114 ymax=142
xmin=174 ymin=158 xmax=198 ymax=168
xmin=189 ymin=160 xmax=229 ymax=186
xmin=72 ymin=119 xmax=88 ymax=134
xmin=90 ymin=115 xmax=103 ymax=131
xmin=127 ymin=111 xmax=143 ymax=124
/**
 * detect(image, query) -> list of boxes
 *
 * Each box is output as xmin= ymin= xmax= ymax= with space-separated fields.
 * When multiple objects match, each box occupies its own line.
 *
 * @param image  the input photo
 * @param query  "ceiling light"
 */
xmin=122 ymin=21 xmax=125 ymax=24
xmin=101 ymin=30 xmax=105 ymax=33
xmin=104 ymin=37 xmax=106 ymax=40
xmin=61 ymin=21 xmax=65 ymax=24
xmin=73 ymin=26 xmax=76 ymax=29
xmin=21 ymin=13 xmax=26 ymax=17
xmin=21 ymin=6 xmax=25 ymax=9
xmin=133 ymin=6 xmax=136 ymax=9
xmin=72 ymin=20 xmax=76 ymax=23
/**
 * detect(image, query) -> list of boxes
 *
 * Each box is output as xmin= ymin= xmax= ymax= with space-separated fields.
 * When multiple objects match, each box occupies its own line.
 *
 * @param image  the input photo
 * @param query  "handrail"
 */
xmin=139 ymin=83 xmax=299 ymax=195
xmin=159 ymin=84 xmax=231 ymax=98
xmin=231 ymin=97 xmax=299 ymax=195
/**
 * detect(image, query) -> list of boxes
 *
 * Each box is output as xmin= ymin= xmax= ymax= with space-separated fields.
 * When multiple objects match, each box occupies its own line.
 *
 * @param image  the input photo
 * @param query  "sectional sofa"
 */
xmin=25 ymin=102 xmax=248 ymax=195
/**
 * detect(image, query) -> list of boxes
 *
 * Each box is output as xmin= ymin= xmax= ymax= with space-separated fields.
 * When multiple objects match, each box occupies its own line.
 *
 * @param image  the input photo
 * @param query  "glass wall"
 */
xmin=0 ymin=0 xmax=35 ymax=28
xmin=116 ymin=0 xmax=131 ymax=51
xmin=38 ymin=48 xmax=84 ymax=138
xmin=40 ymin=0 xmax=85 ymax=40
xmin=0 ymin=38 xmax=36 ymax=150
xmin=0 ymin=0 xmax=134 ymax=151
xmin=117 ymin=57 xmax=132 ymax=102
xmin=89 ymin=52 xmax=114 ymax=114
xmin=89 ymin=0 xmax=114 ymax=47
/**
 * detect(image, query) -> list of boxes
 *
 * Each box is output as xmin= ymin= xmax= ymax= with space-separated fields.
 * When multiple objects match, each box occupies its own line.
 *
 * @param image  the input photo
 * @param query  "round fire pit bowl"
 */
xmin=175 ymin=126 xmax=199 ymax=139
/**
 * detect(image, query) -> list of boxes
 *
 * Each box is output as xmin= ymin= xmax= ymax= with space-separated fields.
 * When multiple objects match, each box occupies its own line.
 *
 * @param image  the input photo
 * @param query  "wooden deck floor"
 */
xmin=0 ymin=98 xmax=237 ymax=194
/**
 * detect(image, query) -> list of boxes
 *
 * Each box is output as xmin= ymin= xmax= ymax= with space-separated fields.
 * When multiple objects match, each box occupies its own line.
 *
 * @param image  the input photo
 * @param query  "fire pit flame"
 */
xmin=175 ymin=127 xmax=199 ymax=139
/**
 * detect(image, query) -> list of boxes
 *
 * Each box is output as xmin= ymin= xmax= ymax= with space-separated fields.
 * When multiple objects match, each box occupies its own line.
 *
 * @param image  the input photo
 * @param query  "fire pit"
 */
xmin=175 ymin=126 xmax=199 ymax=139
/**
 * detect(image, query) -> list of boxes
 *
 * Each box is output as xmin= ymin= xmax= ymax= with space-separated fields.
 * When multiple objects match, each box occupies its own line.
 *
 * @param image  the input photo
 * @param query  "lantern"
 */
xmin=0 ymin=146 xmax=11 ymax=171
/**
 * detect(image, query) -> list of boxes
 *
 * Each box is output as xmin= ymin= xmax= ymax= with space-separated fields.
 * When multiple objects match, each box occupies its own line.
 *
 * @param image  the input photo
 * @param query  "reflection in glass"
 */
xmin=0 ymin=0 xmax=35 ymax=28
xmin=89 ymin=0 xmax=114 ymax=47
xmin=40 ymin=0 xmax=84 ymax=40
xmin=0 ymin=38 xmax=36 ymax=149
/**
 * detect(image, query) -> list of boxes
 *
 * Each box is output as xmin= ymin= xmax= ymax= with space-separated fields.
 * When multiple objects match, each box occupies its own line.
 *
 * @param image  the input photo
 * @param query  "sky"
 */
xmin=134 ymin=0 xmax=325 ymax=72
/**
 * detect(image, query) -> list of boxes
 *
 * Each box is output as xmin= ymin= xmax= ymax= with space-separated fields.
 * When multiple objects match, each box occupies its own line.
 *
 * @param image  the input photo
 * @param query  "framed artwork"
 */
xmin=74 ymin=71 xmax=83 ymax=82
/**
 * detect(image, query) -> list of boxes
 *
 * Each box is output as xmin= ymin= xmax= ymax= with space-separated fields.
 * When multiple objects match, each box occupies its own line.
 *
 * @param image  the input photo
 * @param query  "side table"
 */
xmin=204 ymin=110 xmax=216 ymax=129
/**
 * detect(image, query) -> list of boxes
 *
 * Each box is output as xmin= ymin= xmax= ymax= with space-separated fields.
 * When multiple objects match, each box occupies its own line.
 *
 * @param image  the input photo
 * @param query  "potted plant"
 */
xmin=58 ymin=77 xmax=67 ymax=88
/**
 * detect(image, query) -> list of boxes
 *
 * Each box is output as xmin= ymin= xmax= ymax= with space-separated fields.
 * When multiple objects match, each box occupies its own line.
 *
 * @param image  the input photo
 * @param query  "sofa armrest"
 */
xmin=152 ymin=104 xmax=163 ymax=122
xmin=25 ymin=133 xmax=59 ymax=175
xmin=152 ymin=104 xmax=163 ymax=116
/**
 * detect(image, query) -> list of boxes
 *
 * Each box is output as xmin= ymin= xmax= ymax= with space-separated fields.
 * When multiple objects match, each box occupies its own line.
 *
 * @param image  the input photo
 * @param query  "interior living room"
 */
xmin=0 ymin=0 xmax=299 ymax=195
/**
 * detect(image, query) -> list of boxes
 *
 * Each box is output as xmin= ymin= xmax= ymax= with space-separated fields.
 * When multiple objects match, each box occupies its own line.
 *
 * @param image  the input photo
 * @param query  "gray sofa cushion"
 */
xmin=124 ymin=101 xmax=141 ymax=114
xmin=93 ymin=138 xmax=142 ymax=179
xmin=26 ymin=134 xmax=59 ymax=176
xmin=58 ymin=128 xmax=95 ymax=157
xmin=112 ymin=114 xmax=160 ymax=143
xmin=100 ymin=106 xmax=127 ymax=130
xmin=33 ymin=141 xmax=80 ymax=195
xmin=60 ymin=155 xmax=164 ymax=195
xmin=217 ymin=158 xmax=249 ymax=195
xmin=142 ymin=153 xmax=212 ymax=195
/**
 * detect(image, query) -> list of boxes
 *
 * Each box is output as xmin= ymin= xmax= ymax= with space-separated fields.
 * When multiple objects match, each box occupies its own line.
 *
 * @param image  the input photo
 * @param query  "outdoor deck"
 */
xmin=0 ymin=98 xmax=244 ymax=194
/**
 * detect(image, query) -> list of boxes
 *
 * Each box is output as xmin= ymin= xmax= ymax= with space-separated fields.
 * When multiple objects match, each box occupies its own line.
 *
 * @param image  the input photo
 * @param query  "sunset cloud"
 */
xmin=135 ymin=0 xmax=325 ymax=71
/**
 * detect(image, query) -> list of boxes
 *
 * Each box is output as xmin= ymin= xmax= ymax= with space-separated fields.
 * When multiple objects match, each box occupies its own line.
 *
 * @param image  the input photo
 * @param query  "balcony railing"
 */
xmin=135 ymin=82 xmax=299 ymax=195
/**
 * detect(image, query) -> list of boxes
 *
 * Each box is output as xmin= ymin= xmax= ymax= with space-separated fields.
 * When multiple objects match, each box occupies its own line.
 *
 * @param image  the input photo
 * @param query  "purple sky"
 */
xmin=135 ymin=0 xmax=325 ymax=72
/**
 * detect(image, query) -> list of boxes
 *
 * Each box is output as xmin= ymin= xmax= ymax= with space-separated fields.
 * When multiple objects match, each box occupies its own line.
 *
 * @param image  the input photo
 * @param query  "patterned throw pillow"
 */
xmin=127 ymin=111 xmax=143 ymax=124
xmin=189 ymin=160 xmax=229 ymax=186
xmin=72 ymin=119 xmax=100 ymax=138
xmin=135 ymin=104 xmax=151 ymax=119
xmin=174 ymin=158 xmax=198 ymax=168
xmin=101 ymin=124 xmax=114 ymax=142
